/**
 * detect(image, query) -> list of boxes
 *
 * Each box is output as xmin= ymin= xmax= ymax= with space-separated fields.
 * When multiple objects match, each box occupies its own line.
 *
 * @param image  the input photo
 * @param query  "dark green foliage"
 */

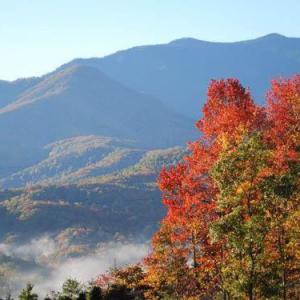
xmin=77 ymin=292 xmax=86 ymax=300
xmin=61 ymin=279 xmax=82 ymax=300
xmin=18 ymin=283 xmax=38 ymax=300
xmin=87 ymin=286 xmax=102 ymax=300
xmin=105 ymin=284 xmax=134 ymax=300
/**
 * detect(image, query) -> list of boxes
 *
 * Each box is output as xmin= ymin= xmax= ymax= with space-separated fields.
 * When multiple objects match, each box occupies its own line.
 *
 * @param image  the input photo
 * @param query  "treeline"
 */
xmin=5 ymin=76 xmax=300 ymax=300
xmin=9 ymin=265 xmax=148 ymax=300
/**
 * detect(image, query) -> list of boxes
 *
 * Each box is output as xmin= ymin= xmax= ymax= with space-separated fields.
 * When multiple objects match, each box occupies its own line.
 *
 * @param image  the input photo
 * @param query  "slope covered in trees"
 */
xmin=0 ymin=146 xmax=186 ymax=244
xmin=0 ymin=65 xmax=195 ymax=177
xmin=10 ymin=75 xmax=299 ymax=299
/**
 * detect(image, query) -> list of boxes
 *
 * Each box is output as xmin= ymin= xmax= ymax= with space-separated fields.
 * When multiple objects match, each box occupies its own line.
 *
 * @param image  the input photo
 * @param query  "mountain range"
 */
xmin=62 ymin=33 xmax=300 ymax=117
xmin=0 ymin=34 xmax=299 ymax=282
xmin=0 ymin=65 xmax=195 ymax=177
xmin=1 ymin=33 xmax=300 ymax=180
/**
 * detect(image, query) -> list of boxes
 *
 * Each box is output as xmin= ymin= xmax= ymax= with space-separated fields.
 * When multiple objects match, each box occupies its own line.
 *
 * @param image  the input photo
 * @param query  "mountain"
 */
xmin=0 ymin=135 xmax=184 ymax=189
xmin=0 ymin=77 xmax=40 ymax=108
xmin=0 ymin=146 xmax=186 ymax=243
xmin=1 ymin=33 xmax=299 ymax=176
xmin=0 ymin=143 xmax=186 ymax=293
xmin=0 ymin=65 xmax=195 ymax=176
xmin=63 ymin=33 xmax=300 ymax=118
xmin=0 ymin=34 xmax=299 ymax=281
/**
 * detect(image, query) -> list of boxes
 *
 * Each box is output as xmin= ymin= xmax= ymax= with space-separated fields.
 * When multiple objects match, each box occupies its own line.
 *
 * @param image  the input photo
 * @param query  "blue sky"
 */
xmin=1 ymin=0 xmax=299 ymax=80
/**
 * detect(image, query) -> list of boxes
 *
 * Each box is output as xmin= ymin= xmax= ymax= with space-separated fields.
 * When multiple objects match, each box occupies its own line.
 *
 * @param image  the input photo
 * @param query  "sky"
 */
xmin=1 ymin=0 xmax=300 ymax=80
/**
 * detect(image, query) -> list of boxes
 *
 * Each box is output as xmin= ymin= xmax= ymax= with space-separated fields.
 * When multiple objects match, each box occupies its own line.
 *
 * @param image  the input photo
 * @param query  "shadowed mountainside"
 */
xmin=64 ymin=33 xmax=300 ymax=118
xmin=0 ymin=65 xmax=195 ymax=176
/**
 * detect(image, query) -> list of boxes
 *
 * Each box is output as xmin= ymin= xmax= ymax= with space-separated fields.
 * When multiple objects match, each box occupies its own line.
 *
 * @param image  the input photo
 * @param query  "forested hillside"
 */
xmin=8 ymin=75 xmax=300 ymax=300
xmin=0 ymin=34 xmax=299 ymax=298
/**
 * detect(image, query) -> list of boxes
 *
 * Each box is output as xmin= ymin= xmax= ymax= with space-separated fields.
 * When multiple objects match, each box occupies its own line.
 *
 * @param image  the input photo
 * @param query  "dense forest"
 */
xmin=4 ymin=75 xmax=300 ymax=299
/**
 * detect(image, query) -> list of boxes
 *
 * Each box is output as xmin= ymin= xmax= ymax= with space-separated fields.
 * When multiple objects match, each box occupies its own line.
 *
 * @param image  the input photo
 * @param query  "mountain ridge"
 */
xmin=0 ymin=33 xmax=299 ymax=287
xmin=58 ymin=33 xmax=300 ymax=117
xmin=0 ymin=33 xmax=299 ymax=176
xmin=0 ymin=64 xmax=196 ymax=177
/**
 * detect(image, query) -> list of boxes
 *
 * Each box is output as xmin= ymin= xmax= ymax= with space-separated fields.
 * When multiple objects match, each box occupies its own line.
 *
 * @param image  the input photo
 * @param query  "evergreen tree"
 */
xmin=61 ymin=279 xmax=82 ymax=300
xmin=18 ymin=283 xmax=38 ymax=300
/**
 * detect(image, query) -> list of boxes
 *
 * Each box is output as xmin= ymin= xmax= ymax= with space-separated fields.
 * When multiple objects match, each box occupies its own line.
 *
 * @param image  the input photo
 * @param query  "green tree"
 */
xmin=18 ymin=283 xmax=38 ymax=300
xmin=60 ymin=278 xmax=82 ymax=300
xmin=260 ymin=159 xmax=300 ymax=299
xmin=210 ymin=133 xmax=271 ymax=299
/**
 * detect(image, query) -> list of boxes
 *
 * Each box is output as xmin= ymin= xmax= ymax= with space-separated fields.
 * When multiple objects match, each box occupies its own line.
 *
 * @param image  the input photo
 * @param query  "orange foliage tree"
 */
xmin=144 ymin=77 xmax=300 ymax=299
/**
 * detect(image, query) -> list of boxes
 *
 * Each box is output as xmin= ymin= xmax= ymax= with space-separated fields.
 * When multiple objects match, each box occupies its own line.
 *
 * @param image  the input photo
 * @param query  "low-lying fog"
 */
xmin=0 ymin=236 xmax=149 ymax=297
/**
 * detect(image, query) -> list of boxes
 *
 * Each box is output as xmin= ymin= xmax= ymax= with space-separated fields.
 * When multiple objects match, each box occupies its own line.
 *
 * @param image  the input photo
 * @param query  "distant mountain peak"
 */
xmin=0 ymin=65 xmax=118 ymax=114
xmin=168 ymin=37 xmax=203 ymax=46
xmin=259 ymin=33 xmax=287 ymax=40
xmin=167 ymin=33 xmax=289 ymax=47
